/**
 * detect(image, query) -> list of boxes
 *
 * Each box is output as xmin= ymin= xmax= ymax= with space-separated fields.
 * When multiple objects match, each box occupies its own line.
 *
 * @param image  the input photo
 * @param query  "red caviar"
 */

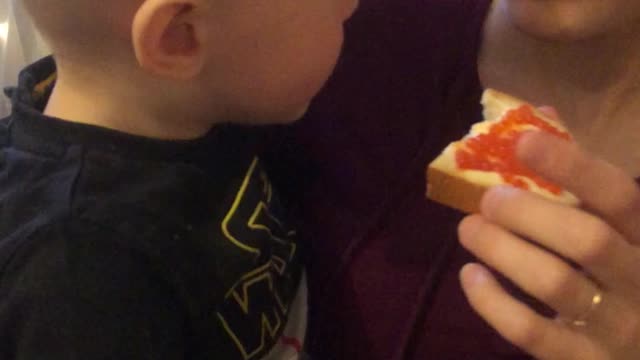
xmin=455 ymin=105 xmax=571 ymax=194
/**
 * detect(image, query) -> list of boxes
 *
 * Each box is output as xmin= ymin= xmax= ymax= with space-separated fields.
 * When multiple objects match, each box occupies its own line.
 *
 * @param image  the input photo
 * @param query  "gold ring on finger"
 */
xmin=572 ymin=291 xmax=603 ymax=327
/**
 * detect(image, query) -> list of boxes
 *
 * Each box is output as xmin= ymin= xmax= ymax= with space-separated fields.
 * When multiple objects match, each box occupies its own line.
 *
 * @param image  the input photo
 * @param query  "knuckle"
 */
xmin=602 ymin=175 xmax=640 ymax=215
xmin=573 ymin=220 xmax=615 ymax=266
xmin=552 ymin=144 xmax=590 ymax=184
xmin=541 ymin=267 xmax=578 ymax=307
xmin=614 ymin=189 xmax=640 ymax=219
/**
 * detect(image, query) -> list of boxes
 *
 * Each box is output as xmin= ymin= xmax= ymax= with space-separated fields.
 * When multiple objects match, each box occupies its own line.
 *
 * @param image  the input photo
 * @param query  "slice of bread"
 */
xmin=426 ymin=89 xmax=579 ymax=213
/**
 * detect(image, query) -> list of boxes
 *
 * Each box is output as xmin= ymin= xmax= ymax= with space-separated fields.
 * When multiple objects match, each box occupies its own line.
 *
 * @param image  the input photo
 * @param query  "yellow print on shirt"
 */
xmin=217 ymin=157 xmax=299 ymax=360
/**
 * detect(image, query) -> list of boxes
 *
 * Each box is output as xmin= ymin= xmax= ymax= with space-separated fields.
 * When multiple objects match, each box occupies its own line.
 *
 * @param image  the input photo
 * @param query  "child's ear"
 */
xmin=132 ymin=0 xmax=207 ymax=80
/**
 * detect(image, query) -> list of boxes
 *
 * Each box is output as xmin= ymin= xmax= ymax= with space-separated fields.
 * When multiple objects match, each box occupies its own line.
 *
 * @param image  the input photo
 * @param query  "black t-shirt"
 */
xmin=0 ymin=57 xmax=305 ymax=360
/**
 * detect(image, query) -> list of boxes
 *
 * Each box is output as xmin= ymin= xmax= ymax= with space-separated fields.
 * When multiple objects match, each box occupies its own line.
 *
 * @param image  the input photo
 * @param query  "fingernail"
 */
xmin=460 ymin=263 xmax=489 ymax=288
xmin=516 ymin=131 xmax=538 ymax=160
xmin=516 ymin=131 xmax=555 ymax=168
xmin=458 ymin=216 xmax=482 ymax=246
xmin=481 ymin=185 xmax=518 ymax=216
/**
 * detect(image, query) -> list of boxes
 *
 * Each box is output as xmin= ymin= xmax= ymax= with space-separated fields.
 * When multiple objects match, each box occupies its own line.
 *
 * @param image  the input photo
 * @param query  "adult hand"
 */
xmin=457 ymin=129 xmax=640 ymax=359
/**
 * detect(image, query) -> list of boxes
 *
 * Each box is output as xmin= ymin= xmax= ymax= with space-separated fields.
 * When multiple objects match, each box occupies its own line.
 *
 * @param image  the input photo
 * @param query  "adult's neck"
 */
xmin=479 ymin=5 xmax=640 ymax=131
xmin=44 ymin=61 xmax=213 ymax=141
xmin=479 ymin=4 xmax=640 ymax=175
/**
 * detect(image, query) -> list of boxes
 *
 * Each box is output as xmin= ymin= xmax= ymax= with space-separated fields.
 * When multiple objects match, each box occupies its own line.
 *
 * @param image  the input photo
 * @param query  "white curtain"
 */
xmin=0 ymin=0 xmax=50 ymax=117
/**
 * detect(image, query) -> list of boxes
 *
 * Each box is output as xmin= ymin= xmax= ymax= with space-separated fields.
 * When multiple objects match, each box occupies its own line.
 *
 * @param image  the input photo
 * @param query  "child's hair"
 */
xmin=22 ymin=0 xmax=141 ymax=62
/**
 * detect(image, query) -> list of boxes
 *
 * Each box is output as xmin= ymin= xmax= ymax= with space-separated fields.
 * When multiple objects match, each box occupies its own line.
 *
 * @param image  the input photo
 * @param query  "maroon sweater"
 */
xmin=271 ymin=0 xmax=534 ymax=358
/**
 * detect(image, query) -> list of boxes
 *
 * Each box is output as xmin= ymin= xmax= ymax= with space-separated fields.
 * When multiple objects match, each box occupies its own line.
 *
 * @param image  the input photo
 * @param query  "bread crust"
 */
xmin=425 ymin=88 xmax=577 ymax=213
xmin=426 ymin=165 xmax=487 ymax=214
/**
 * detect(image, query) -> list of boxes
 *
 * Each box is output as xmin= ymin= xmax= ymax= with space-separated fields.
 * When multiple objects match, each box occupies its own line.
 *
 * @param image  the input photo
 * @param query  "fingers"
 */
xmin=460 ymin=128 xmax=640 ymax=359
xmin=459 ymin=215 xmax=601 ymax=320
xmin=459 ymin=263 xmax=602 ymax=360
xmin=517 ymin=132 xmax=640 ymax=243
xmin=479 ymin=186 xmax=633 ymax=286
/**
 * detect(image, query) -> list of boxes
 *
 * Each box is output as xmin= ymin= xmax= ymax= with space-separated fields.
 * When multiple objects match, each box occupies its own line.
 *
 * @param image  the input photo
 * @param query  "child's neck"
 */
xmin=44 ymin=66 xmax=213 ymax=140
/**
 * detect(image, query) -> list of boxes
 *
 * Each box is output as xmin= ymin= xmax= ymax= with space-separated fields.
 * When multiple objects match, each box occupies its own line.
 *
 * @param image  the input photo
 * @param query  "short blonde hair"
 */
xmin=22 ymin=0 xmax=141 ymax=62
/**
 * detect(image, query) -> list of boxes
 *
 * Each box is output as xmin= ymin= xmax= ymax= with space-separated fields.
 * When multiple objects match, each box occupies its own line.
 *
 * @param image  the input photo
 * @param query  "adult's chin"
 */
xmin=500 ymin=0 xmax=617 ymax=43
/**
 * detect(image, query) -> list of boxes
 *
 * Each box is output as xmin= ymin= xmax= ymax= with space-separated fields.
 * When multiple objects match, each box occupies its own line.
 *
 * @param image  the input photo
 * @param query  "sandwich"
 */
xmin=426 ymin=89 xmax=578 ymax=213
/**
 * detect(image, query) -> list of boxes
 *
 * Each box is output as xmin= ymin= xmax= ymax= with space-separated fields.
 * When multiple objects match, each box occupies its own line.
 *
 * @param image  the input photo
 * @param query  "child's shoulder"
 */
xmin=0 ymin=215 xmax=189 ymax=358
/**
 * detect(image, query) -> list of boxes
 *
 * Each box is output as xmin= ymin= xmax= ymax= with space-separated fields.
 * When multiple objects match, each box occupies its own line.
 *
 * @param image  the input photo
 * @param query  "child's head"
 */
xmin=22 ymin=0 xmax=358 ymax=133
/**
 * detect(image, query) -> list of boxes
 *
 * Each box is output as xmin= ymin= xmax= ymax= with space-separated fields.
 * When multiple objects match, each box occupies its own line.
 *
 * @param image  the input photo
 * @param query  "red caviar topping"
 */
xmin=455 ymin=105 xmax=571 ymax=194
